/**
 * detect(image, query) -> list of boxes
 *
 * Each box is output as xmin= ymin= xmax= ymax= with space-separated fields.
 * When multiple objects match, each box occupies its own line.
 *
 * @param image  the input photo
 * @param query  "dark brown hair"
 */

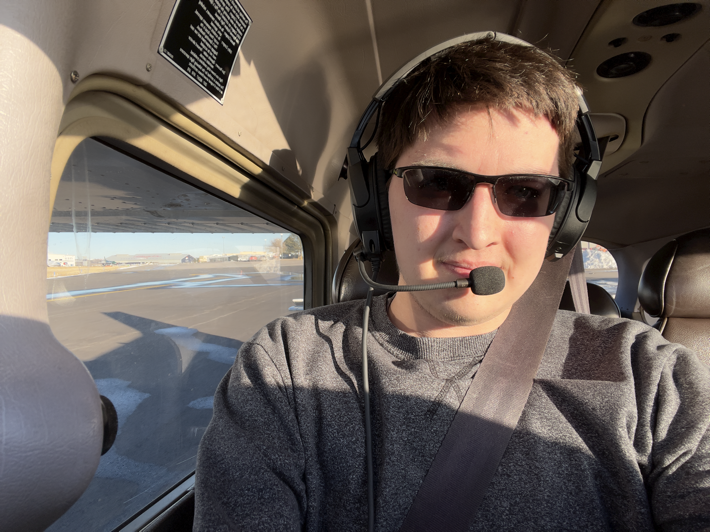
xmin=376 ymin=37 xmax=581 ymax=178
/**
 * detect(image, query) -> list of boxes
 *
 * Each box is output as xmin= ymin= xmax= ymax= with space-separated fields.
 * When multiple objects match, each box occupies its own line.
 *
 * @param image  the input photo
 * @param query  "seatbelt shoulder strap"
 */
xmin=399 ymin=250 xmax=575 ymax=532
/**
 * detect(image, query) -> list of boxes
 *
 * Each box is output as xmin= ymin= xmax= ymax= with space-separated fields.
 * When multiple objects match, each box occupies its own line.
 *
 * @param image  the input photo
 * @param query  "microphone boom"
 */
xmin=356 ymin=260 xmax=505 ymax=295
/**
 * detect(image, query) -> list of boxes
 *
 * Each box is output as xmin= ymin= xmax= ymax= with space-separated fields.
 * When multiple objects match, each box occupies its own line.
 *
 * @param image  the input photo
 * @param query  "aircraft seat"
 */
xmin=559 ymin=281 xmax=620 ymax=318
xmin=332 ymin=241 xmax=399 ymax=304
xmin=638 ymin=228 xmax=710 ymax=366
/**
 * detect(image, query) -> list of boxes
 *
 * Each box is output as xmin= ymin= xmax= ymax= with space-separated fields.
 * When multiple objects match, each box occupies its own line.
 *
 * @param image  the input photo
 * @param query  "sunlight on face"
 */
xmin=388 ymin=106 xmax=559 ymax=338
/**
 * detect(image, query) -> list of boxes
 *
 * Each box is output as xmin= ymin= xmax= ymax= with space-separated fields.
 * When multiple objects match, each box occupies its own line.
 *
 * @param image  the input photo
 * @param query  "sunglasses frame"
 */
xmin=392 ymin=166 xmax=575 ymax=217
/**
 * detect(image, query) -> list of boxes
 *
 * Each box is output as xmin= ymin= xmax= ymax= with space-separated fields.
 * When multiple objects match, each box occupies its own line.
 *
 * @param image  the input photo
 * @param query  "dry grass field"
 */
xmin=47 ymin=265 xmax=125 ymax=278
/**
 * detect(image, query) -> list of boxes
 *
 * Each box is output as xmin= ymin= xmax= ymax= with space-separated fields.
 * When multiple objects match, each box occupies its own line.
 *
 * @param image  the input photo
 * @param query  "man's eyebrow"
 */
xmin=403 ymin=159 xmax=559 ymax=176
xmin=404 ymin=158 xmax=458 ymax=168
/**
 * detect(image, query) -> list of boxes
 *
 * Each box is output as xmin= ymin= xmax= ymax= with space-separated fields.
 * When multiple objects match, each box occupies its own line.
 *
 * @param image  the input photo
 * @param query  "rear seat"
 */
xmin=559 ymin=281 xmax=620 ymax=318
xmin=638 ymin=228 xmax=710 ymax=366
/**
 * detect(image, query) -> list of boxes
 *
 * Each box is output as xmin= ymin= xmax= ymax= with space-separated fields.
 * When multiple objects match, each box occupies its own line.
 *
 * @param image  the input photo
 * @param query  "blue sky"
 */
xmin=48 ymin=232 xmax=294 ymax=259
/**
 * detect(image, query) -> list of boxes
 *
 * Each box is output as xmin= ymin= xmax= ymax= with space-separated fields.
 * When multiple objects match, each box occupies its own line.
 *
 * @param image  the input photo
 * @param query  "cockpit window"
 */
xmin=582 ymin=241 xmax=618 ymax=298
xmin=46 ymin=138 xmax=304 ymax=531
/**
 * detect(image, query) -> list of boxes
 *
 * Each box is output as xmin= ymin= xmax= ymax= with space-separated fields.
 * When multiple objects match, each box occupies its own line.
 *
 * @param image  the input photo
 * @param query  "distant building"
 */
xmin=227 ymin=251 xmax=269 ymax=262
xmin=106 ymin=253 xmax=198 ymax=265
xmin=47 ymin=253 xmax=75 ymax=267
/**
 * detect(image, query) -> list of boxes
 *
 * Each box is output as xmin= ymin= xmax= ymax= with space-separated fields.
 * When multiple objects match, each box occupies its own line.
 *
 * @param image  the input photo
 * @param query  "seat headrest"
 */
xmin=559 ymin=282 xmax=620 ymax=318
xmin=638 ymin=228 xmax=710 ymax=318
xmin=332 ymin=240 xmax=399 ymax=303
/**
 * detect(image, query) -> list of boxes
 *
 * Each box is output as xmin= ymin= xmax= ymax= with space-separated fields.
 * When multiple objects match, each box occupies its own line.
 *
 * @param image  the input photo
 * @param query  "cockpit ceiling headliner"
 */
xmin=586 ymin=37 xmax=710 ymax=247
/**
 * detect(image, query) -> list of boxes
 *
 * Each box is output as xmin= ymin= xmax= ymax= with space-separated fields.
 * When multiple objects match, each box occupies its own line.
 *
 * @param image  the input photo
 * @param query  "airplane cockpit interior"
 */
xmin=1 ymin=0 xmax=709 ymax=530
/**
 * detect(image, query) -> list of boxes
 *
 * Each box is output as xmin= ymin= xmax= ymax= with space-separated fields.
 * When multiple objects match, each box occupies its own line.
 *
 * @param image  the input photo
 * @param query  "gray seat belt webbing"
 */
xmin=399 ymin=250 xmax=576 ymax=532
xmin=569 ymin=241 xmax=590 ymax=314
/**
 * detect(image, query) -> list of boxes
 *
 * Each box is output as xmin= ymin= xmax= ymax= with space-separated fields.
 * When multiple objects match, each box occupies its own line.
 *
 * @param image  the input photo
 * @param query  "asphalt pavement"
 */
xmin=47 ymin=259 xmax=304 ymax=532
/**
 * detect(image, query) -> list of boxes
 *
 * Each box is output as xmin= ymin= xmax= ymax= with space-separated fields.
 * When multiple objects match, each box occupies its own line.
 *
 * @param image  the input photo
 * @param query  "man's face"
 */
xmin=387 ymin=106 xmax=559 ymax=337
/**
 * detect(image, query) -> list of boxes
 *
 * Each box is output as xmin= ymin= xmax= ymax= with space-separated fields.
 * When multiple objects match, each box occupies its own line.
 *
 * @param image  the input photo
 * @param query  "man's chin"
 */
xmin=411 ymin=290 xmax=497 ymax=328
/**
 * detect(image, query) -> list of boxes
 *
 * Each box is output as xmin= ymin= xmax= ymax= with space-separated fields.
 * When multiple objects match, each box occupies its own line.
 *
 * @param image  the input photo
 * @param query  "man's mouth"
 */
xmin=438 ymin=259 xmax=499 ymax=279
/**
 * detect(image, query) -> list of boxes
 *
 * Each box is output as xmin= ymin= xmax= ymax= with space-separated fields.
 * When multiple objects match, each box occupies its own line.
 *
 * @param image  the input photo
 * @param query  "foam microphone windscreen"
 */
xmin=470 ymin=266 xmax=505 ymax=295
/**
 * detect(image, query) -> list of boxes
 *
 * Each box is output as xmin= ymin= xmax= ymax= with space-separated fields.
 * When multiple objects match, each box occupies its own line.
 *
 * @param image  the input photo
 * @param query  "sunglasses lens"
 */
xmin=402 ymin=168 xmax=470 ymax=210
xmin=495 ymin=177 xmax=560 ymax=217
xmin=400 ymin=168 xmax=565 ymax=217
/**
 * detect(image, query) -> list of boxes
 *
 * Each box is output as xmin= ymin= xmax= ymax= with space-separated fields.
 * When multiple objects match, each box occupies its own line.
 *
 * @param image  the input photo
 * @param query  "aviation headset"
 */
xmin=346 ymin=31 xmax=602 ymax=264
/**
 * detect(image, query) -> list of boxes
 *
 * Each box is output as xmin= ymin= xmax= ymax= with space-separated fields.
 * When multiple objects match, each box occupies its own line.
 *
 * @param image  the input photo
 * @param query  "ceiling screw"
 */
xmin=70 ymin=70 xmax=80 ymax=83
xmin=146 ymin=63 xmax=152 ymax=72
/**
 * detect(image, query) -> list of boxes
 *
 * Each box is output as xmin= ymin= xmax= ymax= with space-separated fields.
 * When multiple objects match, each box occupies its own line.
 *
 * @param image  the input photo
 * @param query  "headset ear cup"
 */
xmin=372 ymin=154 xmax=394 ymax=250
xmin=547 ymin=163 xmax=596 ymax=259
xmin=547 ymin=179 xmax=573 ymax=255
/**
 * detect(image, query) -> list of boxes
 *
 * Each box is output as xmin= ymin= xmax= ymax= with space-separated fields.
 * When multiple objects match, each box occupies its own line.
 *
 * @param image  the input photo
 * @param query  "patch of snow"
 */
xmin=95 ymin=378 xmax=150 ymax=431
xmin=188 ymin=396 xmax=214 ymax=410
xmin=583 ymin=249 xmax=617 ymax=270
xmin=155 ymin=326 xmax=239 ymax=366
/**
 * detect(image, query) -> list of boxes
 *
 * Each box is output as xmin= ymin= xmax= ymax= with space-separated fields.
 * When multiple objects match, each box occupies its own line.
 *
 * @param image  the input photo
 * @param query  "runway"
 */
xmin=47 ymin=259 xmax=304 ymax=531
xmin=47 ymin=260 xmax=304 ymax=361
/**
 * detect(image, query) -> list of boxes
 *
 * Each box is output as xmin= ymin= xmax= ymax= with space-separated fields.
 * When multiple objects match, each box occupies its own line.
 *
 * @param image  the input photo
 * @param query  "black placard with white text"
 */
xmin=159 ymin=0 xmax=251 ymax=103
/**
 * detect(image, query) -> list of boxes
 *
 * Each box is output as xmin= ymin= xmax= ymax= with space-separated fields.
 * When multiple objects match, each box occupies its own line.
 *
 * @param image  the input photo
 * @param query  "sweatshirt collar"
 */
xmin=368 ymin=294 xmax=496 ymax=362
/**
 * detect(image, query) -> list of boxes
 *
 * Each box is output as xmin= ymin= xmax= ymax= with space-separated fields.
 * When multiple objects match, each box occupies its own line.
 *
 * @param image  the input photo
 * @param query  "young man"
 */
xmin=194 ymin=37 xmax=710 ymax=530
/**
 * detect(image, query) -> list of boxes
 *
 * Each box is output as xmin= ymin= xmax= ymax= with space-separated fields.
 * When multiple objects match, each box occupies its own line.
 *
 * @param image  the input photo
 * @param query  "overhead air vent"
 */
xmin=661 ymin=33 xmax=682 ymax=42
xmin=608 ymin=37 xmax=628 ymax=48
xmin=632 ymin=3 xmax=701 ymax=27
xmin=597 ymin=52 xmax=652 ymax=79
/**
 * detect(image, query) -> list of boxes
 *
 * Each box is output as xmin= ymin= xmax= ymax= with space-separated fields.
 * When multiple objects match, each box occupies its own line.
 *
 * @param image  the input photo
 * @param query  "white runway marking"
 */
xmin=47 ymin=273 xmax=302 ymax=300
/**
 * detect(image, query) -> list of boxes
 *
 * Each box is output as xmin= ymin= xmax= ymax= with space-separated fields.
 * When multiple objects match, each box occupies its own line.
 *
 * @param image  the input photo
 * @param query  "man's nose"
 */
xmin=450 ymin=183 xmax=501 ymax=250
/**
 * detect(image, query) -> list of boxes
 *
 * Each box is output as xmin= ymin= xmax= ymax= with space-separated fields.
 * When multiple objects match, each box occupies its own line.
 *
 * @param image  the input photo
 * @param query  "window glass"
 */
xmin=582 ymin=241 xmax=618 ymax=298
xmin=47 ymin=138 xmax=304 ymax=531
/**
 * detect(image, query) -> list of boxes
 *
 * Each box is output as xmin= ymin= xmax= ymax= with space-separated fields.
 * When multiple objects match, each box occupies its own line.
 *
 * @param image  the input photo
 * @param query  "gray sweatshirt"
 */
xmin=194 ymin=294 xmax=710 ymax=531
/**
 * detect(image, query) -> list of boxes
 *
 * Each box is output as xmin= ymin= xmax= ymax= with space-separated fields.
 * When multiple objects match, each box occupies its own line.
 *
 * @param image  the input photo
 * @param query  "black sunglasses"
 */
xmin=392 ymin=166 xmax=573 ymax=217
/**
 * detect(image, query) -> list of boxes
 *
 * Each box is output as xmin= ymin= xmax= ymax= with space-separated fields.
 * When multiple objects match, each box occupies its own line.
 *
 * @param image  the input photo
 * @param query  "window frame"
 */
xmin=52 ymin=77 xmax=333 ymax=309
xmin=50 ymin=77 xmax=333 ymax=530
